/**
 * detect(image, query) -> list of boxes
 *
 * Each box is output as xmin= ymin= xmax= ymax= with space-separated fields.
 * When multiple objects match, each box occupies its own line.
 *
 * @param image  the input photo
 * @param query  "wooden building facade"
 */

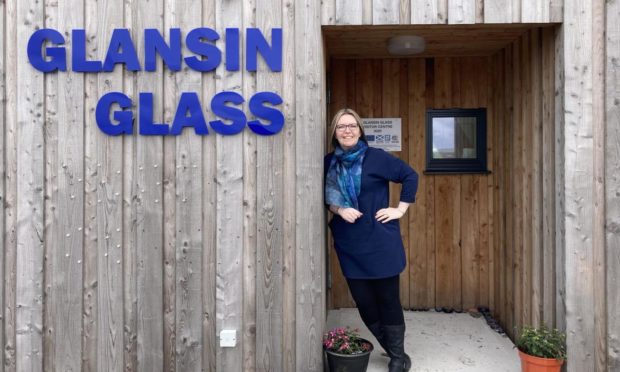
xmin=0 ymin=1 xmax=618 ymax=372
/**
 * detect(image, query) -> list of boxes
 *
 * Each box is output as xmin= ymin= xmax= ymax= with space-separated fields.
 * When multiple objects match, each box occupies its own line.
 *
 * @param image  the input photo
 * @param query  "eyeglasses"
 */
xmin=335 ymin=123 xmax=359 ymax=131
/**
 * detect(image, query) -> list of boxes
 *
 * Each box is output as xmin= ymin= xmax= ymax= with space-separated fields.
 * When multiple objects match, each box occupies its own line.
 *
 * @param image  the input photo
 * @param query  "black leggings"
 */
xmin=346 ymin=275 xmax=404 ymax=326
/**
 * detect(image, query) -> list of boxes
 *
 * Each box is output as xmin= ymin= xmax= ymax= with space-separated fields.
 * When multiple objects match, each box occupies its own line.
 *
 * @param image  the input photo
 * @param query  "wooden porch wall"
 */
xmin=491 ymin=29 xmax=562 ymax=339
xmin=327 ymin=55 xmax=497 ymax=312
xmin=0 ymin=0 xmax=326 ymax=372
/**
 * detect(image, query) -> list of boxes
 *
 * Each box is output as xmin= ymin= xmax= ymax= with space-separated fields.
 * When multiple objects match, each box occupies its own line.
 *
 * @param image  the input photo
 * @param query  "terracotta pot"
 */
xmin=518 ymin=350 xmax=564 ymax=372
xmin=324 ymin=339 xmax=373 ymax=372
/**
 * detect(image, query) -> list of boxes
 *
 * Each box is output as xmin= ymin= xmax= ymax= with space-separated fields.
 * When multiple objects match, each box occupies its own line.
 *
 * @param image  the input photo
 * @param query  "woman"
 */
xmin=324 ymin=108 xmax=418 ymax=372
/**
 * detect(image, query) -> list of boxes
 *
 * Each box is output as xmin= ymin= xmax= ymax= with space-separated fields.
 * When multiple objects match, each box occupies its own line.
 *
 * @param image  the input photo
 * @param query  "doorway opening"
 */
xmin=324 ymin=23 xmax=561 ymax=341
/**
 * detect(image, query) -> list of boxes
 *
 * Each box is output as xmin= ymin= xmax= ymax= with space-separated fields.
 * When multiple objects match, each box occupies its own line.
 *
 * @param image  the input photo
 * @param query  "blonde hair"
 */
xmin=329 ymin=108 xmax=367 ymax=148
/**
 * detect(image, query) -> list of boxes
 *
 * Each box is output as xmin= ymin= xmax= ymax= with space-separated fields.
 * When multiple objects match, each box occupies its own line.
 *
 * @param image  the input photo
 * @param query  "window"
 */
xmin=425 ymin=108 xmax=487 ymax=173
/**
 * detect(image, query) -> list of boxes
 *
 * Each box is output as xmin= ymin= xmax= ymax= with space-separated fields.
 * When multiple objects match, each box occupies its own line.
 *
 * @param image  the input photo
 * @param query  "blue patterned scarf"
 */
xmin=325 ymin=141 xmax=368 ymax=209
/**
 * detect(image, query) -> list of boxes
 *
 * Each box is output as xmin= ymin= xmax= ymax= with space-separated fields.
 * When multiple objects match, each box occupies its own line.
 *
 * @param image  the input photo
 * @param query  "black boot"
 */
xmin=367 ymin=322 xmax=390 ymax=357
xmin=382 ymin=324 xmax=411 ymax=372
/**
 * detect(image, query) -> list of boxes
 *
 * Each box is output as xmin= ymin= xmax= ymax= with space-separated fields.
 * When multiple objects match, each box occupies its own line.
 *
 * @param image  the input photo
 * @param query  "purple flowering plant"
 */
xmin=323 ymin=327 xmax=373 ymax=355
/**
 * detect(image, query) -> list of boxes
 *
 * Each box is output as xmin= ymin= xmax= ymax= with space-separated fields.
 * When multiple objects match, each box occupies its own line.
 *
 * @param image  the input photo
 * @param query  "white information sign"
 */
xmin=361 ymin=118 xmax=402 ymax=152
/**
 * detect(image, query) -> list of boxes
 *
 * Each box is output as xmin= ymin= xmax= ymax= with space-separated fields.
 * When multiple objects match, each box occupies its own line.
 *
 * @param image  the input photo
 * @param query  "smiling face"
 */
xmin=335 ymin=114 xmax=361 ymax=151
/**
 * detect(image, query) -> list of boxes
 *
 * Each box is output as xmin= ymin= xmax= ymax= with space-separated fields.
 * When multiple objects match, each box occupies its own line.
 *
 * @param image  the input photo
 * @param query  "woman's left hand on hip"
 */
xmin=375 ymin=208 xmax=404 ymax=223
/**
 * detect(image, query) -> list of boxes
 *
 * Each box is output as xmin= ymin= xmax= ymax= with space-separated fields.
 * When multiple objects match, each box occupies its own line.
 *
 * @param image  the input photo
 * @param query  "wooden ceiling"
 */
xmin=323 ymin=24 xmax=547 ymax=59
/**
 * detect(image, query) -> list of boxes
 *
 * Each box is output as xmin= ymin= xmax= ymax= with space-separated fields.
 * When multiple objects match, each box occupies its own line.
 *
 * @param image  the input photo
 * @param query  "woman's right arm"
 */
xmin=328 ymin=205 xmax=341 ymax=215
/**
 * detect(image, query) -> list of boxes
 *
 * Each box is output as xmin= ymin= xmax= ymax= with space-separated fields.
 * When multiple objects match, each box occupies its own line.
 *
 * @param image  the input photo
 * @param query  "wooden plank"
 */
xmin=42 ymin=2 xmax=59 ymax=370
xmin=412 ymin=0 xmax=448 ymax=24
xmin=541 ymin=27 xmax=556 ymax=328
xmin=492 ymin=54 xmax=499 ymax=312
xmin=458 ymin=57 xmax=478 ymax=311
xmin=489 ymin=52 xmax=498 ymax=314
xmin=94 ymin=90 xmax=125 ymax=371
xmin=475 ymin=0 xmax=483 ymax=23
xmin=346 ymin=59 xmax=357 ymax=114
xmin=162 ymin=40 xmax=176 ymax=372
xmin=242 ymin=1 xmax=257 ymax=371
xmin=564 ymin=0 xmax=596 ymax=369
xmin=335 ymin=0 xmax=363 ymax=25
xmin=460 ymin=173 xmax=478 ymax=310
xmin=15 ymin=0 xmax=44 ymax=370
xmin=373 ymin=0 xmax=400 ymax=24
xmin=400 ymin=0 xmax=411 ymax=24
xmin=282 ymin=0 xmax=297 ymax=368
xmin=373 ymin=60 xmax=382 ymax=114
xmin=434 ymin=175 xmax=461 ymax=308
xmin=477 ymin=57 xmax=490 ymax=309
xmin=3 ymin=1 xmax=17 ymax=369
xmin=477 ymin=170 xmax=490 ymax=309
xmin=122 ymin=3 xmax=138 ymax=371
xmin=450 ymin=58 xmax=463 ymax=312
xmin=322 ymin=0 xmax=336 ymax=24
xmin=504 ymin=44 xmax=515 ymax=337
xmin=161 ymin=4 xmax=177 ymax=372
xmin=256 ymin=0 xmax=284 ymax=369
xmin=492 ymin=52 xmax=504 ymax=315
xmin=424 ymin=58 xmax=436 ymax=309
xmin=434 ymin=58 xmax=451 ymax=110
xmin=448 ymin=0 xmax=476 ymax=24
xmin=511 ymin=0 xmax=521 ymax=22
xmin=482 ymin=0 xmax=511 ymax=23
xmin=530 ymin=28 xmax=543 ymax=327
xmin=45 ymin=0 xmax=85 ymax=370
xmin=356 ymin=60 xmax=378 ymax=120
xmin=134 ymin=1 xmax=165 ymax=370
xmin=552 ymin=25 xmax=565 ymax=333
xmin=363 ymin=0 xmax=373 ymax=24
xmin=549 ymin=0 xmax=562 ymax=23
xmin=521 ymin=32 xmax=532 ymax=328
xmin=592 ymin=0 xmax=607 ymax=370
xmin=463 ymin=56 xmax=482 ymax=306
xmin=512 ymin=39 xmax=523 ymax=334
xmin=521 ymin=0 xmax=548 ymax=23
xmin=82 ymin=1 xmax=98 ymax=371
xmin=0 ymin=0 xmax=4 ymax=367
xmin=295 ymin=0 xmax=326 ymax=369
xmin=408 ymin=59 xmax=428 ymax=310
xmin=170 ymin=0 xmax=204 ymax=370
xmin=215 ymin=0 xmax=244 ymax=371
xmin=201 ymin=2 xmax=217 ymax=372
xmin=606 ymin=0 xmax=620 ymax=368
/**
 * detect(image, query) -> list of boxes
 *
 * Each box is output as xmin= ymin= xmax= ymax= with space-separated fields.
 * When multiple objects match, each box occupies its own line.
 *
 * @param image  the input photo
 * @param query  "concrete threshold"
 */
xmin=325 ymin=308 xmax=520 ymax=372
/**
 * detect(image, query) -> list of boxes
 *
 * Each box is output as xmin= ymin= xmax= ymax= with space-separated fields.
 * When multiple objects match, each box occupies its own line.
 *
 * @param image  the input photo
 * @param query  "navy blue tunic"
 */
xmin=324 ymin=147 xmax=419 ymax=279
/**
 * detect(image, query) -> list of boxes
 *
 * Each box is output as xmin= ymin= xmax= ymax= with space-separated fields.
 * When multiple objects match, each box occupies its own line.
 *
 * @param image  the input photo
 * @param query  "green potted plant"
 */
xmin=323 ymin=327 xmax=374 ymax=372
xmin=516 ymin=325 xmax=566 ymax=372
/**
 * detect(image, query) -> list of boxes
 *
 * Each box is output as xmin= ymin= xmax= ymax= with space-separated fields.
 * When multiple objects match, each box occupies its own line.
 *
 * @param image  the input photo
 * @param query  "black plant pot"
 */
xmin=324 ymin=339 xmax=373 ymax=372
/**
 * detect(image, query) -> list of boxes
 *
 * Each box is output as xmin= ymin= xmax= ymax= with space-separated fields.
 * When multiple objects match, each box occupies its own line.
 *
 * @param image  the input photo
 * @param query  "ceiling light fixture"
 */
xmin=386 ymin=35 xmax=426 ymax=55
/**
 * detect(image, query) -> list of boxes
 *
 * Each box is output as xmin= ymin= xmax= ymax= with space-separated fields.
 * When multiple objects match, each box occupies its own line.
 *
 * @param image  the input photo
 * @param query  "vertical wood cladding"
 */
xmin=326 ymin=0 xmax=562 ymax=24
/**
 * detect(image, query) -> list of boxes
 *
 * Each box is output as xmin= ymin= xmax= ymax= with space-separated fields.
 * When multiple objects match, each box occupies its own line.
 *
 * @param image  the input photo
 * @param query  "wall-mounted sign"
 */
xmin=27 ymin=27 xmax=284 ymax=136
xmin=362 ymin=118 xmax=402 ymax=152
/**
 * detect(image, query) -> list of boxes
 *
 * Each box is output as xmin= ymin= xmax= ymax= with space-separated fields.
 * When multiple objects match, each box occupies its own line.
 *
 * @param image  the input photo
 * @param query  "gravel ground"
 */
xmin=325 ymin=308 xmax=520 ymax=372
